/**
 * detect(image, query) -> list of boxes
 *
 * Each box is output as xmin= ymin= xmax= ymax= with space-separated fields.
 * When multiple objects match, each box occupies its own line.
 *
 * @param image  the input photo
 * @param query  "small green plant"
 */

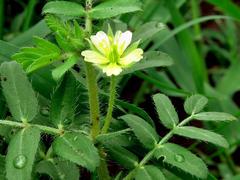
xmin=0 ymin=0 xmax=238 ymax=180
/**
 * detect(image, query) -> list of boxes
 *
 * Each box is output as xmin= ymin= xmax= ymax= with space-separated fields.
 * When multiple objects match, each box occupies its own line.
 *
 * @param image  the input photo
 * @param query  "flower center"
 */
xmin=108 ymin=45 xmax=120 ymax=64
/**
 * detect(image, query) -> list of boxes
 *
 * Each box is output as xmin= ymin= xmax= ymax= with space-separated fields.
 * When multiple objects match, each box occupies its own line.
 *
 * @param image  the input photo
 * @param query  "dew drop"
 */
xmin=174 ymin=154 xmax=184 ymax=163
xmin=13 ymin=155 xmax=27 ymax=169
xmin=156 ymin=22 xmax=165 ymax=28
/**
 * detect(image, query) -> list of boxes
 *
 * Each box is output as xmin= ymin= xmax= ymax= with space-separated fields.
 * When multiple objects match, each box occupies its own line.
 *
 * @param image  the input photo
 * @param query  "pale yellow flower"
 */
xmin=81 ymin=30 xmax=143 ymax=76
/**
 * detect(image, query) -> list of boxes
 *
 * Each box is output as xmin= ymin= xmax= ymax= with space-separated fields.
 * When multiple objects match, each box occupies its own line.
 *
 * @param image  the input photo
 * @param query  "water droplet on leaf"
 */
xmin=174 ymin=154 xmax=184 ymax=163
xmin=156 ymin=22 xmax=164 ymax=28
xmin=13 ymin=155 xmax=27 ymax=169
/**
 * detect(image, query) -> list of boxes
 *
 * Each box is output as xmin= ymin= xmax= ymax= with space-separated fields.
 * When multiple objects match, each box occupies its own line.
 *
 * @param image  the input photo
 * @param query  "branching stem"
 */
xmin=0 ymin=120 xmax=62 ymax=135
xmin=136 ymin=115 xmax=194 ymax=175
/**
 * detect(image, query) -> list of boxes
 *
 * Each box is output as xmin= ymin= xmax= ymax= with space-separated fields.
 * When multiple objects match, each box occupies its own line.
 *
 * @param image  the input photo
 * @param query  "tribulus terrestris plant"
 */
xmin=0 ymin=0 xmax=238 ymax=180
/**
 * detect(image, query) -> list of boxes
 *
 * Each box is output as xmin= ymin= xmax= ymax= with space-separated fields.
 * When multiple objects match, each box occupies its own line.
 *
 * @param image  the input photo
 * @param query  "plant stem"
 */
xmin=0 ymin=120 xmax=62 ymax=135
xmin=97 ymin=149 xmax=111 ymax=180
xmin=102 ymin=76 xmax=117 ymax=134
xmin=85 ymin=62 xmax=101 ymax=138
xmin=84 ymin=0 xmax=111 ymax=179
xmin=0 ymin=0 xmax=4 ymax=39
xmin=138 ymin=115 xmax=194 ymax=168
xmin=84 ymin=0 xmax=101 ymax=139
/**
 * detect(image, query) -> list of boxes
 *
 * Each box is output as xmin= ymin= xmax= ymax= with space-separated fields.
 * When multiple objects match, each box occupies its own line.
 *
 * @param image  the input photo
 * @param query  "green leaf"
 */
xmin=53 ymin=132 xmax=99 ymax=172
xmin=184 ymin=94 xmax=208 ymax=114
xmin=154 ymin=143 xmax=208 ymax=179
xmin=10 ymin=20 xmax=51 ymax=47
xmin=135 ymin=71 xmax=190 ymax=97
xmin=52 ymin=55 xmax=79 ymax=81
xmin=133 ymin=22 xmax=166 ymax=43
xmin=42 ymin=1 xmax=86 ymax=17
xmin=173 ymin=126 xmax=229 ymax=148
xmin=207 ymin=0 xmax=240 ymax=20
xmin=115 ymin=99 xmax=155 ymax=127
xmin=45 ymin=15 xmax=67 ymax=35
xmin=216 ymin=62 xmax=240 ymax=96
xmin=35 ymin=158 xmax=80 ymax=180
xmin=12 ymin=37 xmax=62 ymax=73
xmin=107 ymin=145 xmax=139 ymax=169
xmin=45 ymin=15 xmax=85 ymax=51
xmin=0 ymin=40 xmax=56 ymax=100
xmin=34 ymin=37 xmax=61 ymax=54
xmin=89 ymin=0 xmax=142 ymax=19
xmin=50 ymin=72 xmax=76 ymax=127
xmin=152 ymin=93 xmax=179 ymax=129
xmin=193 ymin=112 xmax=237 ymax=121
xmin=0 ymin=40 xmax=19 ymax=62
xmin=114 ymin=172 xmax=123 ymax=180
xmin=151 ymin=15 xmax=231 ymax=49
xmin=165 ymin=1 xmax=206 ymax=93
xmin=135 ymin=165 xmax=165 ymax=180
xmin=96 ymin=129 xmax=131 ymax=143
xmin=26 ymin=54 xmax=60 ymax=73
xmin=121 ymin=114 xmax=159 ymax=149
xmin=121 ymin=51 xmax=173 ymax=75
xmin=6 ymin=127 xmax=41 ymax=180
xmin=0 ymin=62 xmax=38 ymax=122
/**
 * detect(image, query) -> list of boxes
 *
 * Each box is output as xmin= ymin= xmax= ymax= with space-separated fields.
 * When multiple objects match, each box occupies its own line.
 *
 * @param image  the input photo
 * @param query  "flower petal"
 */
xmin=90 ymin=31 xmax=111 ymax=55
xmin=101 ymin=63 xmax=122 ymax=76
xmin=81 ymin=50 xmax=109 ymax=64
xmin=119 ymin=48 xmax=143 ymax=66
xmin=114 ymin=31 xmax=132 ymax=55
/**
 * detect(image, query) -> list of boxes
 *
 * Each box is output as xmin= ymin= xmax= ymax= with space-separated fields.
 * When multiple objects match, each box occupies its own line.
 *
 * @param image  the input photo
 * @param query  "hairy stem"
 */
xmin=97 ymin=149 xmax=111 ymax=180
xmin=84 ymin=0 xmax=111 ymax=179
xmin=102 ymin=76 xmax=117 ymax=134
xmin=0 ymin=120 xmax=62 ymax=135
xmin=85 ymin=62 xmax=101 ymax=138
xmin=84 ymin=0 xmax=100 ymax=139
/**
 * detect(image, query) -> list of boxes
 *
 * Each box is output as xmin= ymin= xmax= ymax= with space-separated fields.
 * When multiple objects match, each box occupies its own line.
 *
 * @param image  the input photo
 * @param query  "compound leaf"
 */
xmin=53 ymin=132 xmax=99 ymax=172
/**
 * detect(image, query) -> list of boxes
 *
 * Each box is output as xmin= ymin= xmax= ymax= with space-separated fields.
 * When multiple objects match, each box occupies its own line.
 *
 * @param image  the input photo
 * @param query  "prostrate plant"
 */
xmin=0 ymin=0 xmax=237 ymax=180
